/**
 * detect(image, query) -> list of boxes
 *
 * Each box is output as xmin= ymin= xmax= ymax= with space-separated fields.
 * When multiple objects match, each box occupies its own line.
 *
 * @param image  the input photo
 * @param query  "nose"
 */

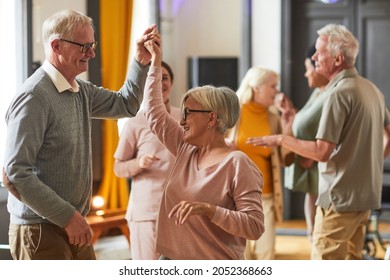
xmin=311 ymin=52 xmax=318 ymax=62
xmin=86 ymin=47 xmax=96 ymax=58
xmin=180 ymin=118 xmax=186 ymax=126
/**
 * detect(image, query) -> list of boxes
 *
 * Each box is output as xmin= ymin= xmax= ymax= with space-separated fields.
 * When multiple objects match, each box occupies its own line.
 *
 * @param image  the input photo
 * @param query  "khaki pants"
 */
xmin=311 ymin=206 xmax=370 ymax=260
xmin=245 ymin=195 xmax=275 ymax=260
xmin=9 ymin=223 xmax=96 ymax=260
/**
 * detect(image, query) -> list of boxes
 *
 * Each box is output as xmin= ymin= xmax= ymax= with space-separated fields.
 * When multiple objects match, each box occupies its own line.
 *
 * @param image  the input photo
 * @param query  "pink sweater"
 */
xmin=144 ymin=66 xmax=264 ymax=260
xmin=114 ymin=108 xmax=180 ymax=222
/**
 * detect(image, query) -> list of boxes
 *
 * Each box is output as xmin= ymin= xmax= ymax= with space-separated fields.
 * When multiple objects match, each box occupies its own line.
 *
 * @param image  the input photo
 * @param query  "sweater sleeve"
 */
xmin=143 ymin=66 xmax=184 ymax=157
xmin=90 ymin=59 xmax=149 ymax=118
xmin=113 ymin=116 xmax=143 ymax=178
xmin=212 ymin=153 xmax=264 ymax=240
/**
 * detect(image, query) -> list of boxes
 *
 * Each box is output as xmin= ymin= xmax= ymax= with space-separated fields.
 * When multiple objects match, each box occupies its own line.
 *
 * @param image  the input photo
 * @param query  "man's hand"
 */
xmin=2 ymin=168 xmax=21 ymax=200
xmin=135 ymin=24 xmax=161 ymax=65
xmin=64 ymin=211 xmax=93 ymax=246
xmin=246 ymin=135 xmax=283 ymax=147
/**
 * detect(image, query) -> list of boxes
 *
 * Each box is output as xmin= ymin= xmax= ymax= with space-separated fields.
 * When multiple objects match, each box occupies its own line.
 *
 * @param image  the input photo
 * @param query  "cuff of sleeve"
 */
xmin=211 ymin=206 xmax=222 ymax=223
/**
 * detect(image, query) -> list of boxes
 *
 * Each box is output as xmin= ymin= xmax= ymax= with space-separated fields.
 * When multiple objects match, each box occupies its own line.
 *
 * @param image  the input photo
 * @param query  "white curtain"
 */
xmin=118 ymin=0 xmax=158 ymax=133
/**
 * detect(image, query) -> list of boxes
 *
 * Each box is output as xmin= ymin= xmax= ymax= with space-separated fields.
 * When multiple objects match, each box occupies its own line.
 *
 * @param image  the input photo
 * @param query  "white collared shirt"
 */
xmin=42 ymin=60 xmax=80 ymax=93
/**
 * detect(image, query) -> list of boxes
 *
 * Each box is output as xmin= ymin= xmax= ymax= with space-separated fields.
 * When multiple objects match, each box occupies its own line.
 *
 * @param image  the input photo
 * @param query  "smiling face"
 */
xmin=252 ymin=73 xmax=279 ymax=108
xmin=312 ymin=35 xmax=338 ymax=80
xmin=180 ymin=97 xmax=211 ymax=145
xmin=304 ymin=58 xmax=329 ymax=89
xmin=55 ymin=24 xmax=96 ymax=82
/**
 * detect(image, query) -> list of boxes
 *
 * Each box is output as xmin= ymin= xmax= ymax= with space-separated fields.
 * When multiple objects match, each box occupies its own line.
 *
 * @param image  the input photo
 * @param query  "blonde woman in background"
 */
xmin=226 ymin=66 xmax=293 ymax=260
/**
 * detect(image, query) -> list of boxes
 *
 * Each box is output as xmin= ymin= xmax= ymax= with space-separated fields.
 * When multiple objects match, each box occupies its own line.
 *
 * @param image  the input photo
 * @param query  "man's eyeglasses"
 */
xmin=181 ymin=108 xmax=212 ymax=121
xmin=60 ymin=39 xmax=97 ymax=53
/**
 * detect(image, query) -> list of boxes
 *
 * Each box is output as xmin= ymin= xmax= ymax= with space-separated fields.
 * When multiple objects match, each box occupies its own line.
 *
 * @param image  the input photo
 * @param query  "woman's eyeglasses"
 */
xmin=181 ymin=108 xmax=212 ymax=121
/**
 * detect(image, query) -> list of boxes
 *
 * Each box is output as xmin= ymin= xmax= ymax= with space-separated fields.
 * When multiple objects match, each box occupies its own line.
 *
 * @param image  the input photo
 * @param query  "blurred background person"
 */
xmin=246 ymin=24 xmax=390 ymax=260
xmin=226 ymin=66 xmax=293 ymax=260
xmin=114 ymin=61 xmax=180 ymax=260
xmin=279 ymin=44 xmax=329 ymax=241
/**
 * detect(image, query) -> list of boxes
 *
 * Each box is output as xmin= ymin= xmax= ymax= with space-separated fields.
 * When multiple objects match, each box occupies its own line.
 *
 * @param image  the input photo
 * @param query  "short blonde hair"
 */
xmin=181 ymin=86 xmax=240 ymax=134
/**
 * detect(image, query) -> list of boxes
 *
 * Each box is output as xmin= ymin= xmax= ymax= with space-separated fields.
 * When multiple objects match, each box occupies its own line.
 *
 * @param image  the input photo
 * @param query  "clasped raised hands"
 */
xmin=135 ymin=24 xmax=161 ymax=65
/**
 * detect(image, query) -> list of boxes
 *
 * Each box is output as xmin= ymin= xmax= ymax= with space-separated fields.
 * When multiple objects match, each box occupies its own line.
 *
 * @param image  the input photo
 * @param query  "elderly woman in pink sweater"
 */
xmin=113 ymin=61 xmax=180 ymax=260
xmin=142 ymin=34 xmax=264 ymax=260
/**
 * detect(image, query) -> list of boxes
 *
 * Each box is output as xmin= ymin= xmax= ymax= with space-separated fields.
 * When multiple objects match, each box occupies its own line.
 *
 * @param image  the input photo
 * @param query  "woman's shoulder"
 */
xmin=224 ymin=150 xmax=263 ymax=179
xmin=226 ymin=150 xmax=259 ymax=167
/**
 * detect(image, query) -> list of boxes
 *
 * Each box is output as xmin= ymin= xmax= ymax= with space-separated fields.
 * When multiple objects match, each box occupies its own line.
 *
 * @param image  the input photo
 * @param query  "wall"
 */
xmin=32 ymin=0 xmax=87 ymax=79
xmin=29 ymin=0 xmax=282 ymax=183
xmin=161 ymin=0 xmax=281 ymax=106
xmin=160 ymin=0 xmax=241 ymax=106
xmin=32 ymin=0 xmax=282 ymax=106
xmin=252 ymin=0 xmax=281 ymax=73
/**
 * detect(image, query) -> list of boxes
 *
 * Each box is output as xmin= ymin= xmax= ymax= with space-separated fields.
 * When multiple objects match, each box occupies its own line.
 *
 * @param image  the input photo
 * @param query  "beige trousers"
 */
xmin=9 ymin=223 xmax=96 ymax=260
xmin=311 ymin=205 xmax=370 ymax=260
xmin=129 ymin=220 xmax=160 ymax=260
xmin=245 ymin=195 xmax=275 ymax=260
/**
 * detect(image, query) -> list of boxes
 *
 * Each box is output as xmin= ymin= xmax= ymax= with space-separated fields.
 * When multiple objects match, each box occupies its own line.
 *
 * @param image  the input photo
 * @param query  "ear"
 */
xmin=51 ymin=39 xmax=61 ymax=54
xmin=334 ymin=53 xmax=345 ymax=67
xmin=208 ymin=111 xmax=219 ymax=127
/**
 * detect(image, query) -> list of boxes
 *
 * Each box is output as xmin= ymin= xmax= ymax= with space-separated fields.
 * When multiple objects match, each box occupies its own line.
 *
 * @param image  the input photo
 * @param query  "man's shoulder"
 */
xmin=10 ymin=69 xmax=54 ymax=109
xmin=20 ymin=68 xmax=52 ymax=94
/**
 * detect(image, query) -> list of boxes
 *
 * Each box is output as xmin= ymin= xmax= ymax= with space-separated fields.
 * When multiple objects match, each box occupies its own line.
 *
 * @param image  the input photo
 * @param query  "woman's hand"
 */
xmin=137 ymin=155 xmax=160 ymax=170
xmin=275 ymin=93 xmax=296 ymax=135
xmin=144 ymin=36 xmax=162 ymax=66
xmin=275 ymin=93 xmax=295 ymax=114
xmin=168 ymin=201 xmax=216 ymax=225
xmin=281 ymin=107 xmax=296 ymax=135
xmin=135 ymin=24 xmax=161 ymax=65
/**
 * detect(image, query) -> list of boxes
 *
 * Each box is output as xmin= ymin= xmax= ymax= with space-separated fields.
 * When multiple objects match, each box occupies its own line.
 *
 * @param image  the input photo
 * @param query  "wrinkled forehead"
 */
xmin=315 ymin=35 xmax=329 ymax=51
xmin=70 ymin=24 xmax=95 ymax=40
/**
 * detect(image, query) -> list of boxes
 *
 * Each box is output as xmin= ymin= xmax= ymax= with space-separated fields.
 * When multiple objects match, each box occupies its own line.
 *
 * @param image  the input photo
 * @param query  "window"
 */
xmin=0 ymin=0 xmax=23 ymax=184
xmin=118 ymin=0 xmax=158 ymax=133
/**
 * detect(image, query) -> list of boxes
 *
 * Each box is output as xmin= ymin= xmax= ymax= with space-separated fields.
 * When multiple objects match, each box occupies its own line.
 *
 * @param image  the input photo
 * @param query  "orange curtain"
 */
xmin=97 ymin=0 xmax=133 ymax=210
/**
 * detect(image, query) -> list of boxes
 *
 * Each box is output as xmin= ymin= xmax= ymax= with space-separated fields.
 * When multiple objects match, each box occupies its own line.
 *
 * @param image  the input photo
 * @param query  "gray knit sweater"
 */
xmin=3 ymin=59 xmax=148 ymax=227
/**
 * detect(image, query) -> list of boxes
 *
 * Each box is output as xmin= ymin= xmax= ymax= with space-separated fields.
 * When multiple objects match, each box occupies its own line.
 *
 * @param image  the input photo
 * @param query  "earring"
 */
xmin=207 ymin=126 xmax=210 ymax=129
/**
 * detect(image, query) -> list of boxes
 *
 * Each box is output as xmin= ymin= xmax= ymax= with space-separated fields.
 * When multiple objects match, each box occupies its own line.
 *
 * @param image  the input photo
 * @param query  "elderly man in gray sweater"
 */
xmin=2 ymin=9 xmax=160 ymax=260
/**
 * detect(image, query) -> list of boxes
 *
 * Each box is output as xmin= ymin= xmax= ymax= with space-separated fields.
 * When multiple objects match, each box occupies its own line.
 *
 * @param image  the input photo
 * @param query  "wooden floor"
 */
xmin=275 ymin=219 xmax=390 ymax=260
xmin=94 ymin=218 xmax=390 ymax=260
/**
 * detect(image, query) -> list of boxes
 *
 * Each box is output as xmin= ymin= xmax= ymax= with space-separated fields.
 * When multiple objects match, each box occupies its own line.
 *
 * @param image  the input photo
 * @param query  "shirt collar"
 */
xmin=42 ymin=60 xmax=80 ymax=93
xmin=325 ymin=67 xmax=358 ymax=92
